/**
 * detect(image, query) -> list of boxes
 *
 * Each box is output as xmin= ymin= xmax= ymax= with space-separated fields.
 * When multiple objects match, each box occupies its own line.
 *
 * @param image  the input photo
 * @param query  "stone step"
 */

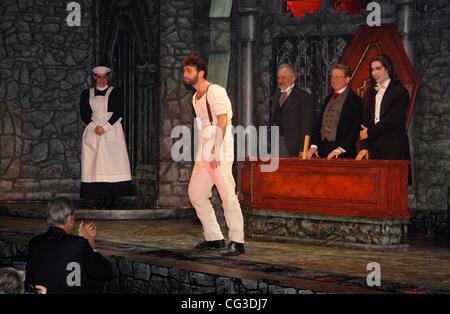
xmin=0 ymin=202 xmax=195 ymax=220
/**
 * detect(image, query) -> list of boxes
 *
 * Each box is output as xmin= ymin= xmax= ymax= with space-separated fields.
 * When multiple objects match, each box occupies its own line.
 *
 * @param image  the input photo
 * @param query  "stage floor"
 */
xmin=1 ymin=216 xmax=450 ymax=293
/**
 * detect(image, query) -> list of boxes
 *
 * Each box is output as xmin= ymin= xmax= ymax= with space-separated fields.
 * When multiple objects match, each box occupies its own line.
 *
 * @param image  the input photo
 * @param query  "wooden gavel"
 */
xmin=302 ymin=134 xmax=310 ymax=159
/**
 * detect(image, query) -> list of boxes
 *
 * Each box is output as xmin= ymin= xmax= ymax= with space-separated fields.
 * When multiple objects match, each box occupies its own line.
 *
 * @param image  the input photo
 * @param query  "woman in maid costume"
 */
xmin=79 ymin=66 xmax=132 ymax=209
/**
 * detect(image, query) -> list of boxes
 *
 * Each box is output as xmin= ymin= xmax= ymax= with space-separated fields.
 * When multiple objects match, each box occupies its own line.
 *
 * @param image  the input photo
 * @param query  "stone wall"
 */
xmin=0 ymin=0 xmax=223 ymax=210
xmin=106 ymin=256 xmax=307 ymax=294
xmin=244 ymin=208 xmax=409 ymax=250
xmin=0 ymin=238 xmax=313 ymax=294
xmin=413 ymin=0 xmax=450 ymax=211
xmin=0 ymin=0 xmax=94 ymax=201
xmin=158 ymin=0 xmax=197 ymax=207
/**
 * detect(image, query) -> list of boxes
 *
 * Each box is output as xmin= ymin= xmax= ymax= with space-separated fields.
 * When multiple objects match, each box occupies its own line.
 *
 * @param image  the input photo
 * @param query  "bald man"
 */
xmin=270 ymin=64 xmax=314 ymax=157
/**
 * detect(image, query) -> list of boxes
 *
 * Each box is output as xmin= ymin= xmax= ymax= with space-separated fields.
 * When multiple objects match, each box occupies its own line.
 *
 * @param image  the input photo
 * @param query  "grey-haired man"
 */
xmin=25 ymin=198 xmax=112 ymax=294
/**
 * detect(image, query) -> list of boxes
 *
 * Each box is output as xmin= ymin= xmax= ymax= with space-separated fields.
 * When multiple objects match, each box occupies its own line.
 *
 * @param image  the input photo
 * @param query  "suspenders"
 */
xmin=205 ymin=84 xmax=214 ymax=125
xmin=195 ymin=84 xmax=215 ymax=125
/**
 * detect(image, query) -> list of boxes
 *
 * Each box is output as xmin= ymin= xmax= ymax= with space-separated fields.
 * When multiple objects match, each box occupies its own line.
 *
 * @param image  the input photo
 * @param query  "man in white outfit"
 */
xmin=182 ymin=53 xmax=245 ymax=256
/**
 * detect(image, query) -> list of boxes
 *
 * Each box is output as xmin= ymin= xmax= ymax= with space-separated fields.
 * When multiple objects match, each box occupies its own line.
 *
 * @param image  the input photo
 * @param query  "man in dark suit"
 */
xmin=306 ymin=64 xmax=362 ymax=159
xmin=25 ymin=198 xmax=113 ymax=294
xmin=357 ymin=54 xmax=410 ymax=161
xmin=271 ymin=64 xmax=314 ymax=157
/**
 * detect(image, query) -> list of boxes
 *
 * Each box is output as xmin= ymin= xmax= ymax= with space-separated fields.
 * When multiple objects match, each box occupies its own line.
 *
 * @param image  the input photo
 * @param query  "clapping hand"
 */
xmin=35 ymin=285 xmax=47 ymax=294
xmin=78 ymin=221 xmax=97 ymax=249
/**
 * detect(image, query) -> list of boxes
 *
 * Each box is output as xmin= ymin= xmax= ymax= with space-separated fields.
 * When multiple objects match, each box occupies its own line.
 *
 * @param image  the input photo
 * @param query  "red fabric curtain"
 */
xmin=285 ymin=0 xmax=322 ymax=17
xmin=332 ymin=0 xmax=369 ymax=16
xmin=285 ymin=0 xmax=368 ymax=17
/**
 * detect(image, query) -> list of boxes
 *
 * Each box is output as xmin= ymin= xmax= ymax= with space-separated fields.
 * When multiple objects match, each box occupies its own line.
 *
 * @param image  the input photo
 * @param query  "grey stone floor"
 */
xmin=1 ymin=216 xmax=450 ymax=292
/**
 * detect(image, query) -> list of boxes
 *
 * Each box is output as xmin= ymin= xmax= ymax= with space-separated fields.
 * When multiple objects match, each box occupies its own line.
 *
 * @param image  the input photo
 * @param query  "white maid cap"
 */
xmin=92 ymin=66 xmax=111 ymax=75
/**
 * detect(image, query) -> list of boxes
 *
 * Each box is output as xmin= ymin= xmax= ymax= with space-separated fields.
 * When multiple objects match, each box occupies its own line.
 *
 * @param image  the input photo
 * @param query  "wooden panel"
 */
xmin=240 ymin=168 xmax=251 ymax=199
xmin=260 ymin=166 xmax=378 ymax=203
xmin=240 ymin=158 xmax=410 ymax=219
xmin=386 ymin=166 xmax=408 ymax=215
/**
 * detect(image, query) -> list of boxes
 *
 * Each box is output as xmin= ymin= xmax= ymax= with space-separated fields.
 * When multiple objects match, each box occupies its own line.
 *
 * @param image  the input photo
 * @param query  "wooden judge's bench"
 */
xmin=237 ymin=22 xmax=419 ymax=250
xmin=237 ymin=21 xmax=419 ymax=250
xmin=239 ymin=158 xmax=410 ymax=250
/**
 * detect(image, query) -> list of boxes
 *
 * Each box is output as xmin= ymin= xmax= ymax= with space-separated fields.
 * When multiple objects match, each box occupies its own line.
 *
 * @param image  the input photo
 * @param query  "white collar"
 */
xmin=96 ymin=85 xmax=109 ymax=91
xmin=281 ymin=84 xmax=295 ymax=94
xmin=335 ymin=86 xmax=348 ymax=94
xmin=375 ymin=79 xmax=391 ymax=91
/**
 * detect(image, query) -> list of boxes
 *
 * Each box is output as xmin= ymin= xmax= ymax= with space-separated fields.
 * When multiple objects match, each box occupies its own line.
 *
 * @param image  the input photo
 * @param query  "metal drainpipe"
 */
xmin=394 ymin=0 xmax=416 ymax=203
xmin=238 ymin=6 xmax=259 ymax=156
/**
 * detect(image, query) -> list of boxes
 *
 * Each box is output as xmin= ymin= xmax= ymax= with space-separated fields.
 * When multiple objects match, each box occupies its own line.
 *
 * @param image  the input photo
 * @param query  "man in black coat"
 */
xmin=357 ymin=54 xmax=411 ymax=161
xmin=25 ymin=198 xmax=113 ymax=294
xmin=271 ymin=64 xmax=314 ymax=157
xmin=306 ymin=64 xmax=363 ymax=159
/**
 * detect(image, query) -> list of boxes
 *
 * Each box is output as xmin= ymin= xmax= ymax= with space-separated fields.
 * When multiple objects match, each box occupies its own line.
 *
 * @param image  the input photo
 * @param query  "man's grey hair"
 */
xmin=46 ymin=197 xmax=75 ymax=226
xmin=277 ymin=63 xmax=296 ymax=77
xmin=0 ymin=267 xmax=24 ymax=294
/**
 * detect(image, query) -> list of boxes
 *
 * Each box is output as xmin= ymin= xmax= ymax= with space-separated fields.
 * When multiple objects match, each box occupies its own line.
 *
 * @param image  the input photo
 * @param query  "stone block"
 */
xmin=133 ymin=263 xmax=151 ymax=281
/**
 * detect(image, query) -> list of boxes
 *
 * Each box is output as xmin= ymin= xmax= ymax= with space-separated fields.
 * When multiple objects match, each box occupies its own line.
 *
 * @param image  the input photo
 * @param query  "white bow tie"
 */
xmin=374 ymin=84 xmax=386 ymax=92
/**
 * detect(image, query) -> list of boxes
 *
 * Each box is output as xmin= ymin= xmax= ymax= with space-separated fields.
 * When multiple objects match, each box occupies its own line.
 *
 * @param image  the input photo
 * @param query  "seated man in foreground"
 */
xmin=25 ymin=198 xmax=113 ymax=294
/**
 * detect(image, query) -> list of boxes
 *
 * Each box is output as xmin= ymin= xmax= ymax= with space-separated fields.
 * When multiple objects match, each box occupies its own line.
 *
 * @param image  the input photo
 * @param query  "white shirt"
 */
xmin=280 ymin=84 xmax=295 ymax=96
xmin=336 ymin=86 xmax=348 ymax=95
xmin=192 ymin=84 xmax=234 ymax=162
xmin=374 ymin=79 xmax=391 ymax=124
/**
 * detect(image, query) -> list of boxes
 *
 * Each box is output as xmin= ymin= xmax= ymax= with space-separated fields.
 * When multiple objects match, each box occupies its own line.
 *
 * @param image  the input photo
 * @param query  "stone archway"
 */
xmin=95 ymin=0 xmax=160 ymax=206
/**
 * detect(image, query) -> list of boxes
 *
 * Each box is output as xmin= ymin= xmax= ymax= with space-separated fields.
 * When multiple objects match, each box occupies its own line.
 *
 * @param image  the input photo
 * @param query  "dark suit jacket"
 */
xmin=310 ymin=89 xmax=363 ymax=158
xmin=271 ymin=86 xmax=314 ymax=156
xmin=25 ymin=226 xmax=113 ymax=294
xmin=361 ymin=80 xmax=410 ymax=160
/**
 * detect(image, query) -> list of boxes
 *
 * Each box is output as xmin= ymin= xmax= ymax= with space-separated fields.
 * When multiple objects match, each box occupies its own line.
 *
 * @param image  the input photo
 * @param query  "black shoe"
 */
xmin=222 ymin=241 xmax=245 ymax=257
xmin=194 ymin=240 xmax=225 ymax=250
xmin=103 ymin=198 xmax=115 ymax=210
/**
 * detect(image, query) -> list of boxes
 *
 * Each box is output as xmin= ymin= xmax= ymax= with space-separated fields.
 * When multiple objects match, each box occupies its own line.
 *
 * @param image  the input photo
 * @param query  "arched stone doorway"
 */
xmin=94 ymin=0 xmax=160 ymax=206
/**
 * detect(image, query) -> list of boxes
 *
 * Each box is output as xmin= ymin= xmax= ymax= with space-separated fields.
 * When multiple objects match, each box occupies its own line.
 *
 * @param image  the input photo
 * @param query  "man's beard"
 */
xmin=184 ymin=74 xmax=199 ymax=86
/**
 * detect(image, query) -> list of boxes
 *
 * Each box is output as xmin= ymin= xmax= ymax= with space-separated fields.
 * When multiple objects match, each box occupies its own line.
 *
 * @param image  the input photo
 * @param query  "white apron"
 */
xmin=81 ymin=87 xmax=132 ymax=183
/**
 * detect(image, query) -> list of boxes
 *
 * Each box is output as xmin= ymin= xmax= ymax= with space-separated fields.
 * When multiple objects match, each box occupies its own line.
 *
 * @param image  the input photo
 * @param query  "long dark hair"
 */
xmin=363 ymin=54 xmax=399 ymax=108
xmin=369 ymin=54 xmax=398 ymax=83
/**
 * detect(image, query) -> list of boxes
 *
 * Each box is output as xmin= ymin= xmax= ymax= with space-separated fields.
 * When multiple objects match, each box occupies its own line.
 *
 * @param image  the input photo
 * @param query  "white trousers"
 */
xmin=188 ymin=161 xmax=245 ymax=243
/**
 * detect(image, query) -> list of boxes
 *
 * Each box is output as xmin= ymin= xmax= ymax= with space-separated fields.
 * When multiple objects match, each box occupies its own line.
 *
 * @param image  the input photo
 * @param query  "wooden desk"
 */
xmin=239 ymin=158 xmax=410 ymax=250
